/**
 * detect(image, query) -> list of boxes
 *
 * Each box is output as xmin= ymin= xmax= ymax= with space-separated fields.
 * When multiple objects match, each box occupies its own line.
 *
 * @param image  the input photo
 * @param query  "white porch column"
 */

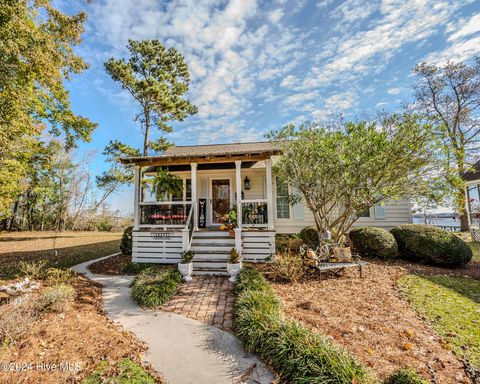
xmin=235 ymin=160 xmax=242 ymax=228
xmin=265 ymin=159 xmax=274 ymax=230
xmin=191 ymin=163 xmax=198 ymax=229
xmin=133 ymin=166 xmax=141 ymax=230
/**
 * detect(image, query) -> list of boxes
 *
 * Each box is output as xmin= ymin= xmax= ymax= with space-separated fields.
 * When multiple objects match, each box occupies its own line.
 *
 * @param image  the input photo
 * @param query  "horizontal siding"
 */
xmin=241 ymin=230 xmax=275 ymax=262
xmin=132 ymin=230 xmax=183 ymax=263
xmin=274 ymin=199 xmax=412 ymax=234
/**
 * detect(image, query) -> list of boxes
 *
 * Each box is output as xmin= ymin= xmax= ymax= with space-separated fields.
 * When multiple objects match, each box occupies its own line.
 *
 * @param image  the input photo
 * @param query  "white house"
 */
xmin=465 ymin=160 xmax=480 ymax=234
xmin=121 ymin=141 xmax=412 ymax=274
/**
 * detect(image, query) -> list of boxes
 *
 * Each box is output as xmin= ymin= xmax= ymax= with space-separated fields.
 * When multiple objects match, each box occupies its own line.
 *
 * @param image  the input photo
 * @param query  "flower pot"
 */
xmin=226 ymin=262 xmax=242 ymax=282
xmin=178 ymin=262 xmax=193 ymax=282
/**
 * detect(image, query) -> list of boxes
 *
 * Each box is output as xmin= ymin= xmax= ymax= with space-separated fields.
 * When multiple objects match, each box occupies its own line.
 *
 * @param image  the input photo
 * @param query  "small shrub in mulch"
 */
xmin=384 ymin=368 xmax=428 ymax=384
xmin=234 ymin=267 xmax=375 ymax=384
xmin=349 ymin=227 xmax=398 ymax=259
xmin=131 ymin=268 xmax=181 ymax=308
xmin=299 ymin=226 xmax=320 ymax=249
xmin=120 ymin=226 xmax=133 ymax=256
xmin=270 ymin=250 xmax=305 ymax=283
xmin=391 ymin=224 xmax=472 ymax=267
xmin=33 ymin=284 xmax=75 ymax=314
xmin=82 ymin=358 xmax=156 ymax=384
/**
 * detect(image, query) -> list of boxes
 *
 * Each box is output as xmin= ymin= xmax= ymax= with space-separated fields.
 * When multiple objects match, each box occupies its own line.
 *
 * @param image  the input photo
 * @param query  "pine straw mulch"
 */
xmin=267 ymin=261 xmax=470 ymax=383
xmin=0 ymin=275 xmax=163 ymax=384
xmin=88 ymin=254 xmax=132 ymax=275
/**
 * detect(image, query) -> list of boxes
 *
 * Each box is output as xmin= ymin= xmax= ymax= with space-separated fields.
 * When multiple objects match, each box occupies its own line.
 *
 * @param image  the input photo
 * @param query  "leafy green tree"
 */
xmin=413 ymin=58 xmax=480 ymax=230
xmin=270 ymin=114 xmax=434 ymax=242
xmin=0 ymin=0 xmax=97 ymax=219
xmin=104 ymin=39 xmax=198 ymax=156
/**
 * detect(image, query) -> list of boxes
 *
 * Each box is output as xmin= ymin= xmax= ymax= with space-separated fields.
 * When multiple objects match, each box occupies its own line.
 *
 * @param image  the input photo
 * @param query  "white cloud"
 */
xmin=447 ymin=12 xmax=480 ymax=41
xmin=336 ymin=0 xmax=379 ymax=22
xmin=387 ymin=87 xmax=401 ymax=95
xmin=267 ymin=8 xmax=284 ymax=24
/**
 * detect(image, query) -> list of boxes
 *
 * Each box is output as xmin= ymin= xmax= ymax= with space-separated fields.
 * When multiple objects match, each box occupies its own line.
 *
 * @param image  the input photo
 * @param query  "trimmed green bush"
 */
xmin=384 ymin=368 xmax=428 ymax=384
xmin=234 ymin=268 xmax=374 ymax=384
xmin=120 ymin=226 xmax=133 ymax=255
xmin=349 ymin=227 xmax=398 ymax=259
xmin=299 ymin=226 xmax=320 ymax=249
xmin=131 ymin=268 xmax=181 ymax=307
xmin=391 ymin=224 xmax=472 ymax=267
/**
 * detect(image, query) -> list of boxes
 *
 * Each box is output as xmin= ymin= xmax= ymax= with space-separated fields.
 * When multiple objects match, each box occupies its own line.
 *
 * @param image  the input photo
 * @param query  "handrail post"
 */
xmin=234 ymin=227 xmax=242 ymax=255
xmin=181 ymin=228 xmax=189 ymax=251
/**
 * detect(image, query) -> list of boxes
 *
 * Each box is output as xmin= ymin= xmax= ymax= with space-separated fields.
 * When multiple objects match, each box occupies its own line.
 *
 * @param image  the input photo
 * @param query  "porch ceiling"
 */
xmin=120 ymin=141 xmax=281 ymax=167
xmin=144 ymin=161 xmax=258 ymax=173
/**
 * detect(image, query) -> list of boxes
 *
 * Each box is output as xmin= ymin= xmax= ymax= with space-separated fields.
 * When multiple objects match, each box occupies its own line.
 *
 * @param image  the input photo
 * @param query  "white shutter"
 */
xmin=292 ymin=186 xmax=304 ymax=220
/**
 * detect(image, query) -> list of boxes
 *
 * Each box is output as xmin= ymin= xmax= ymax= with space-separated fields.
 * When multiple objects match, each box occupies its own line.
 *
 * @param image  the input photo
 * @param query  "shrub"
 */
xmin=391 ymin=224 xmax=472 ymax=267
xmin=19 ymin=260 xmax=48 ymax=279
xmin=234 ymin=268 xmax=374 ymax=384
xmin=122 ymin=262 xmax=160 ymax=275
xmin=384 ymin=368 xmax=428 ymax=384
xmin=46 ymin=268 xmax=75 ymax=284
xmin=349 ymin=227 xmax=398 ymax=259
xmin=33 ymin=284 xmax=75 ymax=314
xmin=0 ymin=301 xmax=36 ymax=345
xmin=229 ymin=248 xmax=240 ymax=264
xmin=299 ymin=226 xmax=320 ymax=249
xmin=120 ymin=226 xmax=133 ymax=255
xmin=131 ymin=268 xmax=181 ymax=307
xmin=270 ymin=250 xmax=305 ymax=282
xmin=82 ymin=358 xmax=156 ymax=384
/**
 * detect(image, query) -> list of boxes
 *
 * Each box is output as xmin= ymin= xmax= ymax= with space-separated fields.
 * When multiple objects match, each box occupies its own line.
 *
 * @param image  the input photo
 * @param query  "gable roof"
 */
xmin=465 ymin=159 xmax=480 ymax=182
xmin=120 ymin=141 xmax=282 ymax=166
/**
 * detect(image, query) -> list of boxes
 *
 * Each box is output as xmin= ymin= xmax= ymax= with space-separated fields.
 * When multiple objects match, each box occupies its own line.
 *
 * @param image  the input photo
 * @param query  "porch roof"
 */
xmin=120 ymin=141 xmax=281 ymax=166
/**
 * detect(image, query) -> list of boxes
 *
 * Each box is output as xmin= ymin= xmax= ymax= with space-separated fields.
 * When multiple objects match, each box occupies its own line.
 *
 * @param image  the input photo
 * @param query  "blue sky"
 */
xmin=61 ymin=0 xmax=480 ymax=212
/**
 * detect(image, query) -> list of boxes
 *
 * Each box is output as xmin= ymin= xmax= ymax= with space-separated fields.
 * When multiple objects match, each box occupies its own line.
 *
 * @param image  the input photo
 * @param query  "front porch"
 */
xmin=121 ymin=142 xmax=280 ymax=272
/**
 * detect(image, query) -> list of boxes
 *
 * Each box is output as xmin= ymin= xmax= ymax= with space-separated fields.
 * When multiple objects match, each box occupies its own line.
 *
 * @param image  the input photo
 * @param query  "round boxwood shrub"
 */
xmin=391 ymin=224 xmax=472 ymax=267
xmin=384 ymin=368 xmax=428 ymax=384
xmin=349 ymin=227 xmax=398 ymax=259
xmin=299 ymin=226 xmax=320 ymax=248
xmin=120 ymin=226 xmax=133 ymax=256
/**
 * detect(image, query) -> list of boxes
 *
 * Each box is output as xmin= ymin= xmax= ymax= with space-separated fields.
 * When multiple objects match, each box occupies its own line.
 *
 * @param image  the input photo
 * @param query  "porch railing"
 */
xmin=241 ymin=199 xmax=268 ymax=227
xmin=139 ymin=201 xmax=192 ymax=228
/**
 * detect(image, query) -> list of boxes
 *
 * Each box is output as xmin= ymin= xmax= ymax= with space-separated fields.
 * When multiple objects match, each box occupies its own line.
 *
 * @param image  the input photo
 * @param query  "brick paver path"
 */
xmin=161 ymin=276 xmax=235 ymax=332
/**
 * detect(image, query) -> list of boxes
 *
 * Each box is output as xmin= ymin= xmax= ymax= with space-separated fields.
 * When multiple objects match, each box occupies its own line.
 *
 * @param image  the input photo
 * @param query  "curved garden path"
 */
xmin=73 ymin=255 xmax=274 ymax=384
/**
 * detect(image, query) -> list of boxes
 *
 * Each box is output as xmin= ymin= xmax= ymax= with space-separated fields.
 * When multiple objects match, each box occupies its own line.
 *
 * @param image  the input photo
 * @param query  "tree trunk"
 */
xmin=460 ymin=213 xmax=469 ymax=231
xmin=143 ymin=110 xmax=150 ymax=156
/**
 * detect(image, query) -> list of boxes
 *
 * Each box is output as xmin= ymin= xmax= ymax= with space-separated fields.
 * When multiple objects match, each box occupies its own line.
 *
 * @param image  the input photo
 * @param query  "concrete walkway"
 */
xmin=73 ymin=256 xmax=274 ymax=384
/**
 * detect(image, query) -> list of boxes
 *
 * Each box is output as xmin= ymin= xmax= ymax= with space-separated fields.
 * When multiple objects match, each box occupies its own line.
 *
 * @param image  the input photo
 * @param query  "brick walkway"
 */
xmin=161 ymin=276 xmax=235 ymax=332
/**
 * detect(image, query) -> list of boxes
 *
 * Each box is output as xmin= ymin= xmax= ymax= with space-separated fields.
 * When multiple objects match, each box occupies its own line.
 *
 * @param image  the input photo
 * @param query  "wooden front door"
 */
xmin=211 ymin=179 xmax=230 ymax=224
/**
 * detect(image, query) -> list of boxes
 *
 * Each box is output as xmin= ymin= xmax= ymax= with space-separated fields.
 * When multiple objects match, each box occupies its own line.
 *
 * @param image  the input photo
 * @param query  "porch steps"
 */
xmin=191 ymin=231 xmax=234 ymax=275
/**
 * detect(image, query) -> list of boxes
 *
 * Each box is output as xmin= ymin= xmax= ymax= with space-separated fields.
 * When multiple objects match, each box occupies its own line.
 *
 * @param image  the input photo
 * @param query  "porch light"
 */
xmin=244 ymin=176 xmax=250 ymax=190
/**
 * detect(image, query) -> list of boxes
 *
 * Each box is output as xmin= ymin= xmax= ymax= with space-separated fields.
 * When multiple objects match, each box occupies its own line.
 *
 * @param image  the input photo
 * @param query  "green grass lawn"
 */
xmin=82 ymin=359 xmax=157 ymax=384
xmin=399 ymin=274 xmax=480 ymax=368
xmin=0 ymin=231 xmax=121 ymax=280
xmin=468 ymin=242 xmax=480 ymax=262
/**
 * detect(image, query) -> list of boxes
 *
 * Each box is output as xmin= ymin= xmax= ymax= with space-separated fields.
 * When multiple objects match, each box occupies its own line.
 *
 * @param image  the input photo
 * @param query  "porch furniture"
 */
xmin=300 ymin=244 xmax=369 ymax=278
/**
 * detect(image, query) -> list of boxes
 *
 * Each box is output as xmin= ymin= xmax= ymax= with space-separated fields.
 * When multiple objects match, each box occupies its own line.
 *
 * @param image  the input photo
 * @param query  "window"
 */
xmin=276 ymin=177 xmax=290 ymax=219
xmin=359 ymin=209 xmax=371 ymax=218
xmin=374 ymin=205 xmax=386 ymax=219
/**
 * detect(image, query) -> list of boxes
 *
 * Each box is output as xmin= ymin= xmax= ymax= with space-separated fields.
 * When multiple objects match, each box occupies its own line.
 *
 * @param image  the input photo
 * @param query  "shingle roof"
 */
xmin=120 ymin=141 xmax=281 ymax=165
xmin=465 ymin=159 xmax=480 ymax=181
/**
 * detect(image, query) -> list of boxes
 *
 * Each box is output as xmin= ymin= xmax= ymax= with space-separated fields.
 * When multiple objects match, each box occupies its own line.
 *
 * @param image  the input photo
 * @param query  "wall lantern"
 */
xmin=244 ymin=176 xmax=251 ymax=190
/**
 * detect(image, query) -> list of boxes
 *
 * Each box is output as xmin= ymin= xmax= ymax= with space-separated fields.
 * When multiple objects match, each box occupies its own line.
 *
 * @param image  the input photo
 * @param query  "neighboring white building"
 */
xmin=121 ymin=141 xmax=412 ymax=274
xmin=465 ymin=160 xmax=480 ymax=230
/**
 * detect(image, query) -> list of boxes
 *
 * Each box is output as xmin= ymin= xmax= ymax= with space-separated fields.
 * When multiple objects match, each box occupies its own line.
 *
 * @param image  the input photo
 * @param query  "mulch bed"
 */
xmin=269 ymin=261 xmax=470 ymax=383
xmin=0 ymin=275 xmax=163 ymax=384
xmin=88 ymin=254 xmax=132 ymax=275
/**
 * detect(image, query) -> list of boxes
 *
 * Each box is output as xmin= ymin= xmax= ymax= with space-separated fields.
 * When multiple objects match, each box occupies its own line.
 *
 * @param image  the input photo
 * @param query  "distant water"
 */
xmin=412 ymin=217 xmax=461 ymax=228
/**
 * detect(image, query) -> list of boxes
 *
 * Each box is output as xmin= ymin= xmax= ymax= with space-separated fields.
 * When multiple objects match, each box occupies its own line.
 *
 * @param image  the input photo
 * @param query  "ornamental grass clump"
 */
xmin=131 ymin=268 xmax=181 ymax=307
xmin=384 ymin=368 xmax=428 ymax=384
xmin=234 ymin=268 xmax=375 ymax=384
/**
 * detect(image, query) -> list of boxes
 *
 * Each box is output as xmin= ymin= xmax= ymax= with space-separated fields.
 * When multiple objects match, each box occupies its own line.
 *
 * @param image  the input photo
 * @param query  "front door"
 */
xmin=211 ymin=179 xmax=231 ymax=224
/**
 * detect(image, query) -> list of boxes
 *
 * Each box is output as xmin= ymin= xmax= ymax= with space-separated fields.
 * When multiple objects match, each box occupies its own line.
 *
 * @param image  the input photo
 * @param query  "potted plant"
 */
xmin=178 ymin=250 xmax=194 ymax=282
xmin=220 ymin=208 xmax=237 ymax=238
xmin=226 ymin=248 xmax=242 ymax=282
